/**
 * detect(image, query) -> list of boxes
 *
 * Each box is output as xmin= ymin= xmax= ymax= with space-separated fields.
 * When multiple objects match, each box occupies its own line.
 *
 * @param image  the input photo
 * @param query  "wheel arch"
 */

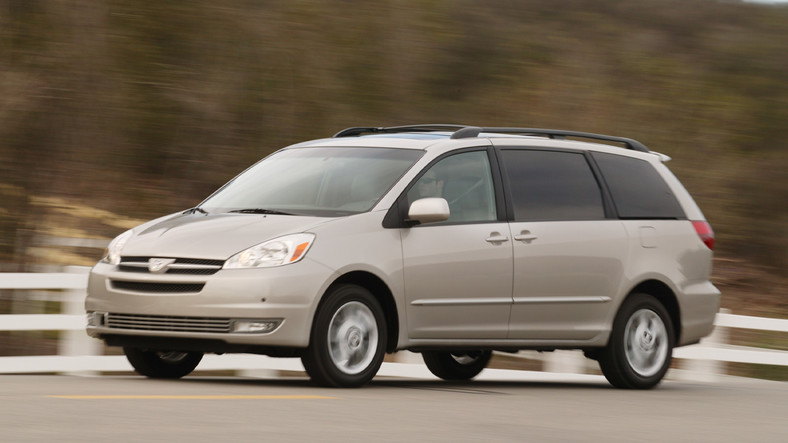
xmin=323 ymin=271 xmax=399 ymax=353
xmin=627 ymin=279 xmax=682 ymax=345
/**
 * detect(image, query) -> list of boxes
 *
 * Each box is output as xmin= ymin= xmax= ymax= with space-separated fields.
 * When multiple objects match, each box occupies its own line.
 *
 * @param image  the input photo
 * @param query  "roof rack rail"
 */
xmin=475 ymin=127 xmax=650 ymax=152
xmin=333 ymin=124 xmax=650 ymax=153
xmin=333 ymin=124 xmax=468 ymax=138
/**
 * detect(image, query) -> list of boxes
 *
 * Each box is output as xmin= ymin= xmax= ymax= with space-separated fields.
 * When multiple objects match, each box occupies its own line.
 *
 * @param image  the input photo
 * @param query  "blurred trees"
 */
xmin=0 ymin=0 xmax=786 ymax=274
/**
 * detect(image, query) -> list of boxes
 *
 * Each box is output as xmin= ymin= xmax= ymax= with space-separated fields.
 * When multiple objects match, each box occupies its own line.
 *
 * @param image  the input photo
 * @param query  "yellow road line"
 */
xmin=48 ymin=394 xmax=337 ymax=400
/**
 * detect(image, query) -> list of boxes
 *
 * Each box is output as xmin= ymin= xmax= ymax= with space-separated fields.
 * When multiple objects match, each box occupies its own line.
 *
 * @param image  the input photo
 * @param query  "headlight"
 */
xmin=224 ymin=233 xmax=315 ymax=269
xmin=102 ymin=229 xmax=134 ymax=265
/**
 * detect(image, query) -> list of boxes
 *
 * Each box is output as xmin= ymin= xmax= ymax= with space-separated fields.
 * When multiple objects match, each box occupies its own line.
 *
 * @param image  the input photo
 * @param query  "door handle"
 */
xmin=514 ymin=230 xmax=538 ymax=243
xmin=485 ymin=233 xmax=509 ymax=243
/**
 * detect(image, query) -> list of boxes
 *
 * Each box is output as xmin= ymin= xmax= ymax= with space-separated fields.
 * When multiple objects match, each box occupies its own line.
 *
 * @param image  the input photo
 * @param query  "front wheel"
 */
xmin=123 ymin=347 xmax=203 ymax=379
xmin=301 ymin=284 xmax=387 ymax=387
xmin=422 ymin=350 xmax=492 ymax=381
xmin=598 ymin=293 xmax=674 ymax=389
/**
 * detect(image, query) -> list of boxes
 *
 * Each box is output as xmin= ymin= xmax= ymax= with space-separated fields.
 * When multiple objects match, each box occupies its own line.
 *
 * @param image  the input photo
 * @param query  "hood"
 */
xmin=121 ymin=212 xmax=332 ymax=259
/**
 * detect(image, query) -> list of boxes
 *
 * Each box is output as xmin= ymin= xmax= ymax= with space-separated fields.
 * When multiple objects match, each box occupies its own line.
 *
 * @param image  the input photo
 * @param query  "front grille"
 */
xmin=106 ymin=313 xmax=232 ymax=333
xmin=110 ymin=280 xmax=205 ymax=293
xmin=119 ymin=257 xmax=224 ymax=275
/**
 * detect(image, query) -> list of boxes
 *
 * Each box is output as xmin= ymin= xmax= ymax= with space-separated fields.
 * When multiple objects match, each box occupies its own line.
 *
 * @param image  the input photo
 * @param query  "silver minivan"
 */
xmin=86 ymin=125 xmax=720 ymax=389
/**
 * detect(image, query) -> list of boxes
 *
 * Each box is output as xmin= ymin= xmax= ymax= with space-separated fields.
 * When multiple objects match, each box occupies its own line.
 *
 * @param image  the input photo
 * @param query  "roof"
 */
xmin=288 ymin=124 xmax=652 ymax=154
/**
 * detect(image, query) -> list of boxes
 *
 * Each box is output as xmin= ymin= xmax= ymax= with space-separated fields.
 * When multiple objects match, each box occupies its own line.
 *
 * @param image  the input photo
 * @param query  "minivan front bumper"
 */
xmin=85 ymin=259 xmax=333 ymax=350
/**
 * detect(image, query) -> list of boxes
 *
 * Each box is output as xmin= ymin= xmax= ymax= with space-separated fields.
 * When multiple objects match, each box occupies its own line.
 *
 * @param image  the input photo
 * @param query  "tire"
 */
xmin=598 ymin=293 xmax=674 ymax=389
xmin=301 ymin=284 xmax=387 ymax=388
xmin=123 ymin=347 xmax=203 ymax=379
xmin=422 ymin=350 xmax=492 ymax=381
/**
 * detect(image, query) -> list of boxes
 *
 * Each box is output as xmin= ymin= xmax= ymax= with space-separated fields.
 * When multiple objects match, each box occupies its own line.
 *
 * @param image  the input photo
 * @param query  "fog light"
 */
xmin=87 ymin=311 xmax=107 ymax=327
xmin=232 ymin=319 xmax=282 ymax=334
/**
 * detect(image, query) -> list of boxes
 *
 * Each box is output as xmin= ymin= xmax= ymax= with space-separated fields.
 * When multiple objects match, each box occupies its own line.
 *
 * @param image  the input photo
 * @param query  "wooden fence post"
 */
xmin=681 ymin=308 xmax=731 ymax=381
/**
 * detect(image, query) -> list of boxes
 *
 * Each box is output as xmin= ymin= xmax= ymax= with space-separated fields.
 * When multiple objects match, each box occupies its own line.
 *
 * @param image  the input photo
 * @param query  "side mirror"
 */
xmin=407 ymin=198 xmax=450 ymax=225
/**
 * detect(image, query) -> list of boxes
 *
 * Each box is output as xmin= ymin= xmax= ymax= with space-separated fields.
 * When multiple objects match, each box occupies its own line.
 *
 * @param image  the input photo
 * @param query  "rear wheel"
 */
xmin=301 ymin=284 xmax=387 ymax=388
xmin=598 ymin=293 xmax=674 ymax=389
xmin=422 ymin=350 xmax=492 ymax=381
xmin=123 ymin=347 xmax=203 ymax=379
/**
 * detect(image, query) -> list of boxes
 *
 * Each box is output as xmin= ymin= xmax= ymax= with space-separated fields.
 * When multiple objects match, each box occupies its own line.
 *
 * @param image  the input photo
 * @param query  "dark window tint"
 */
xmin=592 ymin=152 xmax=685 ymax=219
xmin=502 ymin=150 xmax=605 ymax=221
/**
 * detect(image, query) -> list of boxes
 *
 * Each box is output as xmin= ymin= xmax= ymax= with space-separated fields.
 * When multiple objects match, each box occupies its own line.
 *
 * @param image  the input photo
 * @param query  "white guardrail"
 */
xmin=1 ymin=267 xmax=787 ymax=378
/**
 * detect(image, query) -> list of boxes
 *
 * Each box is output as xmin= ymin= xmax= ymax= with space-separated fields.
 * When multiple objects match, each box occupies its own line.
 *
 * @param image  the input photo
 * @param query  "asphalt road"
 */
xmin=1 ymin=372 xmax=786 ymax=442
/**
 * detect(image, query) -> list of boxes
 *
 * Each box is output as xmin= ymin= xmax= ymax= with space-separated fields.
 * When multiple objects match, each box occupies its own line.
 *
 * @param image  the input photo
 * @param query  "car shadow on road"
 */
xmin=163 ymin=374 xmax=619 ymax=392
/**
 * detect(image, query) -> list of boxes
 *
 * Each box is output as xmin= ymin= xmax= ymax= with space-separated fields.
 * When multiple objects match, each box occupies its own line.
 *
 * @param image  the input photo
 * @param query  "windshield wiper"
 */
xmin=184 ymin=207 xmax=208 ymax=215
xmin=228 ymin=208 xmax=294 ymax=216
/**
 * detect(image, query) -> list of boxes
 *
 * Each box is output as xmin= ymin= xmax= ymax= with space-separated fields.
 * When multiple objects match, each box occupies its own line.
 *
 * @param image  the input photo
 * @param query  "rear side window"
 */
xmin=501 ymin=149 xmax=605 ymax=221
xmin=592 ymin=152 xmax=685 ymax=219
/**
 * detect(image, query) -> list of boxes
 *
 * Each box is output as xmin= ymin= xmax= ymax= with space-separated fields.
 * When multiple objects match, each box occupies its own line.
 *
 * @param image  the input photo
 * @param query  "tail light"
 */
xmin=691 ymin=220 xmax=714 ymax=250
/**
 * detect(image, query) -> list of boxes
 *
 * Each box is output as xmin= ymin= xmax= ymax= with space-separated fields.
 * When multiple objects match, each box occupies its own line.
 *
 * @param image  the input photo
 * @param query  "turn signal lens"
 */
xmin=224 ymin=233 xmax=315 ymax=269
xmin=691 ymin=220 xmax=714 ymax=250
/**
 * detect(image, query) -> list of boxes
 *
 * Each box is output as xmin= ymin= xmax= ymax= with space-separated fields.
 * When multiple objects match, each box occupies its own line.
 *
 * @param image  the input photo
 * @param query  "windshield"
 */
xmin=200 ymin=147 xmax=424 ymax=216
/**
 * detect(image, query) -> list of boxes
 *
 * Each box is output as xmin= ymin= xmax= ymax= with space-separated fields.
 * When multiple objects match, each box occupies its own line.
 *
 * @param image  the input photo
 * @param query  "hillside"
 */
xmin=1 ymin=0 xmax=786 ymax=283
